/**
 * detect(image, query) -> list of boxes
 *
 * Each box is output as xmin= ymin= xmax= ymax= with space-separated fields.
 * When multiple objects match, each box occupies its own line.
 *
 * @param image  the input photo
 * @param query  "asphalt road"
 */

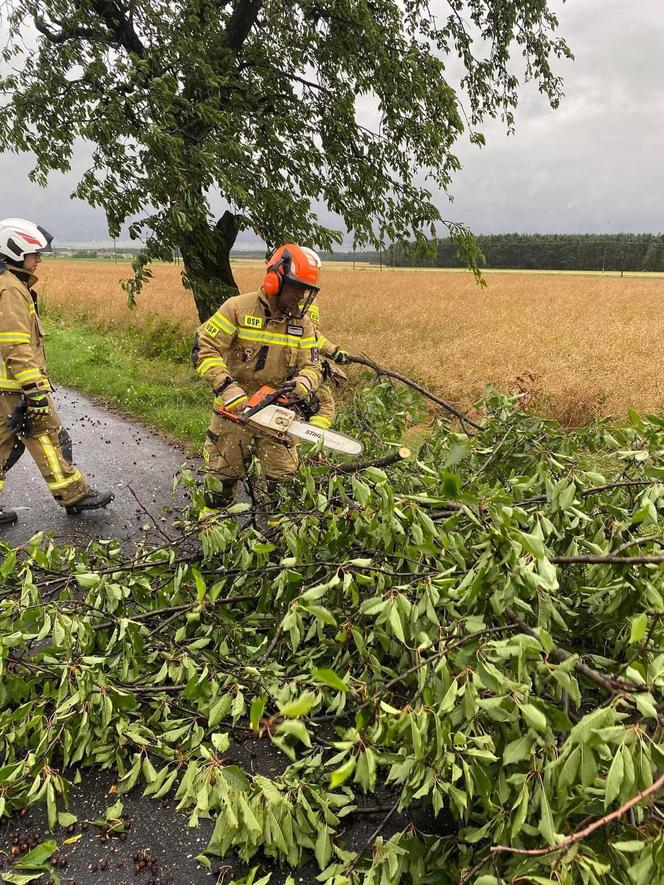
xmin=1 ymin=387 xmax=191 ymax=547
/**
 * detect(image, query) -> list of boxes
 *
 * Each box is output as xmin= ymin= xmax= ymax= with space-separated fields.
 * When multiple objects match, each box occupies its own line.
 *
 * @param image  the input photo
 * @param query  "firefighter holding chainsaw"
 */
xmin=193 ymin=244 xmax=325 ymax=514
xmin=0 ymin=218 xmax=114 ymax=526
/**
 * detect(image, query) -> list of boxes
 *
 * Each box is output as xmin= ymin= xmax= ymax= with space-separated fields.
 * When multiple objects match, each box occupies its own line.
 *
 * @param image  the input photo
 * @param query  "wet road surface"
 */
xmin=1 ymin=387 xmax=191 ymax=548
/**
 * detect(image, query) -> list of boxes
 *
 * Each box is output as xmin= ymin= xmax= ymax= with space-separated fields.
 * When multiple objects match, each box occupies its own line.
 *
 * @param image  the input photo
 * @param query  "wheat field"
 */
xmin=37 ymin=259 xmax=664 ymax=426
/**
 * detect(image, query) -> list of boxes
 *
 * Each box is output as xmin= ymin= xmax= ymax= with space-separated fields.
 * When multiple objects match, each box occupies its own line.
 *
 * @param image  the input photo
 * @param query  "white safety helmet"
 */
xmin=0 ymin=218 xmax=54 ymax=263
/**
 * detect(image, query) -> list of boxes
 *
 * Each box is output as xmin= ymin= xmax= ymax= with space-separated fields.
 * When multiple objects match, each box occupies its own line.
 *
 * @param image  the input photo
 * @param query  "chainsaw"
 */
xmin=216 ymin=384 xmax=364 ymax=456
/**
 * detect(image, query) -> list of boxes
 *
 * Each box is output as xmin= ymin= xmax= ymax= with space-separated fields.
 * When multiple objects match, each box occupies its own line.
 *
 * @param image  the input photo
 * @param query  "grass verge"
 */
xmin=44 ymin=319 xmax=210 ymax=452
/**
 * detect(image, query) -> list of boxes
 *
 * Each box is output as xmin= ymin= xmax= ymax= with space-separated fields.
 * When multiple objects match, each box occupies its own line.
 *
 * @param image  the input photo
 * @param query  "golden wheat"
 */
xmin=38 ymin=260 xmax=664 ymax=426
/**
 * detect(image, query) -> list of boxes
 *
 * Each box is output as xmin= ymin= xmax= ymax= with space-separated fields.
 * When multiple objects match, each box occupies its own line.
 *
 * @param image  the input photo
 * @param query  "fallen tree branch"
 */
xmin=505 ymin=609 xmax=641 ymax=694
xmin=519 ymin=480 xmax=652 ymax=507
xmin=350 ymin=624 xmax=518 ymax=714
xmin=551 ymin=553 xmax=664 ymax=565
xmin=347 ymin=354 xmax=483 ymax=434
xmin=92 ymin=594 xmax=257 ymax=629
xmin=334 ymin=446 xmax=412 ymax=474
xmin=490 ymin=771 xmax=664 ymax=858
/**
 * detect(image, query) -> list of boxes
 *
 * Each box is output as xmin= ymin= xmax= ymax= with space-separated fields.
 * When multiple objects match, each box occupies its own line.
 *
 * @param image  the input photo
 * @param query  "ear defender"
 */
xmin=263 ymin=264 xmax=283 ymax=296
xmin=262 ymin=250 xmax=291 ymax=296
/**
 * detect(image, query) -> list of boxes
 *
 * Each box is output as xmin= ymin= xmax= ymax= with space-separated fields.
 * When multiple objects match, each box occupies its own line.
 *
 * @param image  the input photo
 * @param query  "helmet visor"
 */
xmin=36 ymin=226 xmax=54 ymax=252
xmin=292 ymin=286 xmax=319 ymax=318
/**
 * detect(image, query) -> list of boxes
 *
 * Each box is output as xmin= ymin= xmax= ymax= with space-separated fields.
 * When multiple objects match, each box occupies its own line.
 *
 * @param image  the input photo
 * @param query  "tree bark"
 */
xmin=180 ymin=211 xmax=242 ymax=321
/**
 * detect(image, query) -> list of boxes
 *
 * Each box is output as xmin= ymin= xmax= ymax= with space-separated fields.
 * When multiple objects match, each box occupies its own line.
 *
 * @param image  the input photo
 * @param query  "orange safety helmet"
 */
xmin=263 ymin=244 xmax=321 ymax=301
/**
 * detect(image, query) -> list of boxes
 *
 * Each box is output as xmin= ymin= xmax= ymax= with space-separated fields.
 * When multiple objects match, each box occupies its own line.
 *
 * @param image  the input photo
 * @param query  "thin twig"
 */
xmin=347 ymin=354 xmax=483 ymax=433
xmin=505 ymin=609 xmax=641 ymax=694
xmin=611 ymin=534 xmax=664 ymax=557
xmin=127 ymin=484 xmax=175 ymax=544
xmin=349 ymin=624 xmax=517 ymax=715
xmin=491 ymin=771 xmax=664 ymax=858
xmin=519 ymin=480 xmax=652 ymax=507
xmin=345 ymin=797 xmax=401 ymax=874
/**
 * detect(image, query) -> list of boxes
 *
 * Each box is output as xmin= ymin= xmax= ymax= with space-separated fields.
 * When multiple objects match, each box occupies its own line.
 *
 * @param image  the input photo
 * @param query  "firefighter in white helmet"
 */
xmin=0 ymin=218 xmax=113 ymax=525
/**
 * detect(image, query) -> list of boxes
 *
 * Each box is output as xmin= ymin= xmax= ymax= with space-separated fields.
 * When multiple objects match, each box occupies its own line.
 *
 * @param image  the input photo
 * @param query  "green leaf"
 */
xmin=630 ymin=613 xmax=648 ymax=644
xmin=2 ymin=873 xmax=45 ymax=883
xmin=105 ymin=800 xmax=124 ymax=820
xmin=279 ymin=692 xmax=316 ymax=718
xmin=521 ymin=704 xmax=547 ymax=733
xmin=14 ymin=839 xmax=57 ymax=868
xmin=275 ymin=720 xmax=312 ymax=747
xmin=312 ymin=668 xmax=349 ymax=693
xmin=315 ymin=824 xmax=333 ymax=869
xmin=221 ymin=766 xmax=250 ymax=792
xmin=503 ymin=733 xmax=535 ymax=765
xmin=250 ymin=696 xmax=266 ymax=731
xmin=442 ymin=471 xmax=461 ymax=498
xmin=330 ymin=757 xmax=356 ymax=789
xmin=388 ymin=604 xmax=406 ymax=643
xmin=612 ymin=841 xmax=645 ymax=853
xmin=538 ymin=786 xmax=556 ymax=846
xmin=211 ymin=732 xmax=230 ymax=753
xmin=605 ymin=747 xmax=625 ymax=808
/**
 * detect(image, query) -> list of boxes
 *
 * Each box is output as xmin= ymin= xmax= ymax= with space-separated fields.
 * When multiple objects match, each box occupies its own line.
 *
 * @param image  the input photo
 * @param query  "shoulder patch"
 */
xmin=243 ymin=315 xmax=263 ymax=329
xmin=204 ymin=321 xmax=220 ymax=337
xmin=287 ymin=324 xmax=304 ymax=337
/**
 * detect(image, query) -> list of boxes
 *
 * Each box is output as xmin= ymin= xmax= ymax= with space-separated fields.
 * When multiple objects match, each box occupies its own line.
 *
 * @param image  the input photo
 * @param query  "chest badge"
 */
xmin=244 ymin=315 xmax=263 ymax=329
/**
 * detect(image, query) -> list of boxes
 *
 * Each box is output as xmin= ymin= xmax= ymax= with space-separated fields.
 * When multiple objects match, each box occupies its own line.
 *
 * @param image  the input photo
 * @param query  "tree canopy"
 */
xmin=0 ymin=1 xmax=572 ymax=318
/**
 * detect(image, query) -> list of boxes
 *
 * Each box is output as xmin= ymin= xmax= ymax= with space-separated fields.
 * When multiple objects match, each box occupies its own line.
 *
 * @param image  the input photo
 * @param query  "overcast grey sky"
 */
xmin=1 ymin=0 xmax=662 ymax=246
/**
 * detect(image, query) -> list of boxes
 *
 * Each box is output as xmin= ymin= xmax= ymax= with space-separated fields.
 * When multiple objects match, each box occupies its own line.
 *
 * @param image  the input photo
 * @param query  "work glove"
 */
xmin=6 ymin=399 xmax=29 ymax=436
xmin=332 ymin=348 xmax=350 ymax=365
xmin=216 ymin=382 xmax=248 ymax=413
xmin=283 ymin=379 xmax=310 ymax=402
xmin=25 ymin=392 xmax=50 ymax=423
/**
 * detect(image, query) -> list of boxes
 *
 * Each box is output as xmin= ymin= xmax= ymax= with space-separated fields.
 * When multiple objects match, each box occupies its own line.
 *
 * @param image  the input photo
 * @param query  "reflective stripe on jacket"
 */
xmin=192 ymin=289 xmax=323 ymax=397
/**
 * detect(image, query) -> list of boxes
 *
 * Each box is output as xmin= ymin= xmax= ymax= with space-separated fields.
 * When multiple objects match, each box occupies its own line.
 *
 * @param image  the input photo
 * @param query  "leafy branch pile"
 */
xmin=1 ymin=385 xmax=664 ymax=884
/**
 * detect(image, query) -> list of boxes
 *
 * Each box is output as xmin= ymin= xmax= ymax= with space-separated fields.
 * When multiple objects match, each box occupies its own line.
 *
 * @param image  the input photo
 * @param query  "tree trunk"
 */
xmin=180 ymin=210 xmax=242 ymax=321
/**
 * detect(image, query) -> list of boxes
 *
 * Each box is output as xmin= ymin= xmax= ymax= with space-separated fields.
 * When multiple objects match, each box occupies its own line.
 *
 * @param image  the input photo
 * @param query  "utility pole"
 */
xmin=113 ymin=237 xmax=117 ymax=263
xmin=620 ymin=236 xmax=631 ymax=278
xmin=352 ymin=244 xmax=356 ymax=271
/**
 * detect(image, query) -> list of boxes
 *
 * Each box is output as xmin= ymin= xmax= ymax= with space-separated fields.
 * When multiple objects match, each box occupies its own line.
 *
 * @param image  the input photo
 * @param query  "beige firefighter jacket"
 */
xmin=307 ymin=302 xmax=338 ymax=358
xmin=0 ymin=267 xmax=50 ymax=395
xmin=305 ymin=303 xmax=349 ymax=428
xmin=193 ymin=290 xmax=323 ymax=405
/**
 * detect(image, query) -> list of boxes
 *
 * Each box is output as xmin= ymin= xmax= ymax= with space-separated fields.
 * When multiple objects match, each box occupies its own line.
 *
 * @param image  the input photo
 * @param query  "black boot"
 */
xmin=199 ymin=483 xmax=236 ymax=519
xmin=65 ymin=489 xmax=114 ymax=515
xmin=0 ymin=507 xmax=18 ymax=526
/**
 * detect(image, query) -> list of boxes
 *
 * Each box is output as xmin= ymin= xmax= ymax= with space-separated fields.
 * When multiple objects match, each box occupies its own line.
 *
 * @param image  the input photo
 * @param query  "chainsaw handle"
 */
xmin=241 ymin=385 xmax=292 ymax=419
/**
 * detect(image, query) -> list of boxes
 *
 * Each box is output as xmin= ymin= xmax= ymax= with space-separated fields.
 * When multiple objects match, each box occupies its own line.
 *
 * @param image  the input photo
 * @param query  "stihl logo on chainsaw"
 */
xmin=217 ymin=385 xmax=363 ymax=456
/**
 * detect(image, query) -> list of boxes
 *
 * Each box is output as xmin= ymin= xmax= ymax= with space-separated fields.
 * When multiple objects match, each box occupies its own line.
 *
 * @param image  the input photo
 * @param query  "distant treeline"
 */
xmin=387 ymin=234 xmax=664 ymax=272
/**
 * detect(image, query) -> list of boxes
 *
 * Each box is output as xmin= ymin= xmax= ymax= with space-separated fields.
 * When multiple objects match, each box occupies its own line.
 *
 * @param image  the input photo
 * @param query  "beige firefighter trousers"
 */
xmin=0 ymin=394 xmax=90 ymax=506
xmin=203 ymin=410 xmax=298 ymax=495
